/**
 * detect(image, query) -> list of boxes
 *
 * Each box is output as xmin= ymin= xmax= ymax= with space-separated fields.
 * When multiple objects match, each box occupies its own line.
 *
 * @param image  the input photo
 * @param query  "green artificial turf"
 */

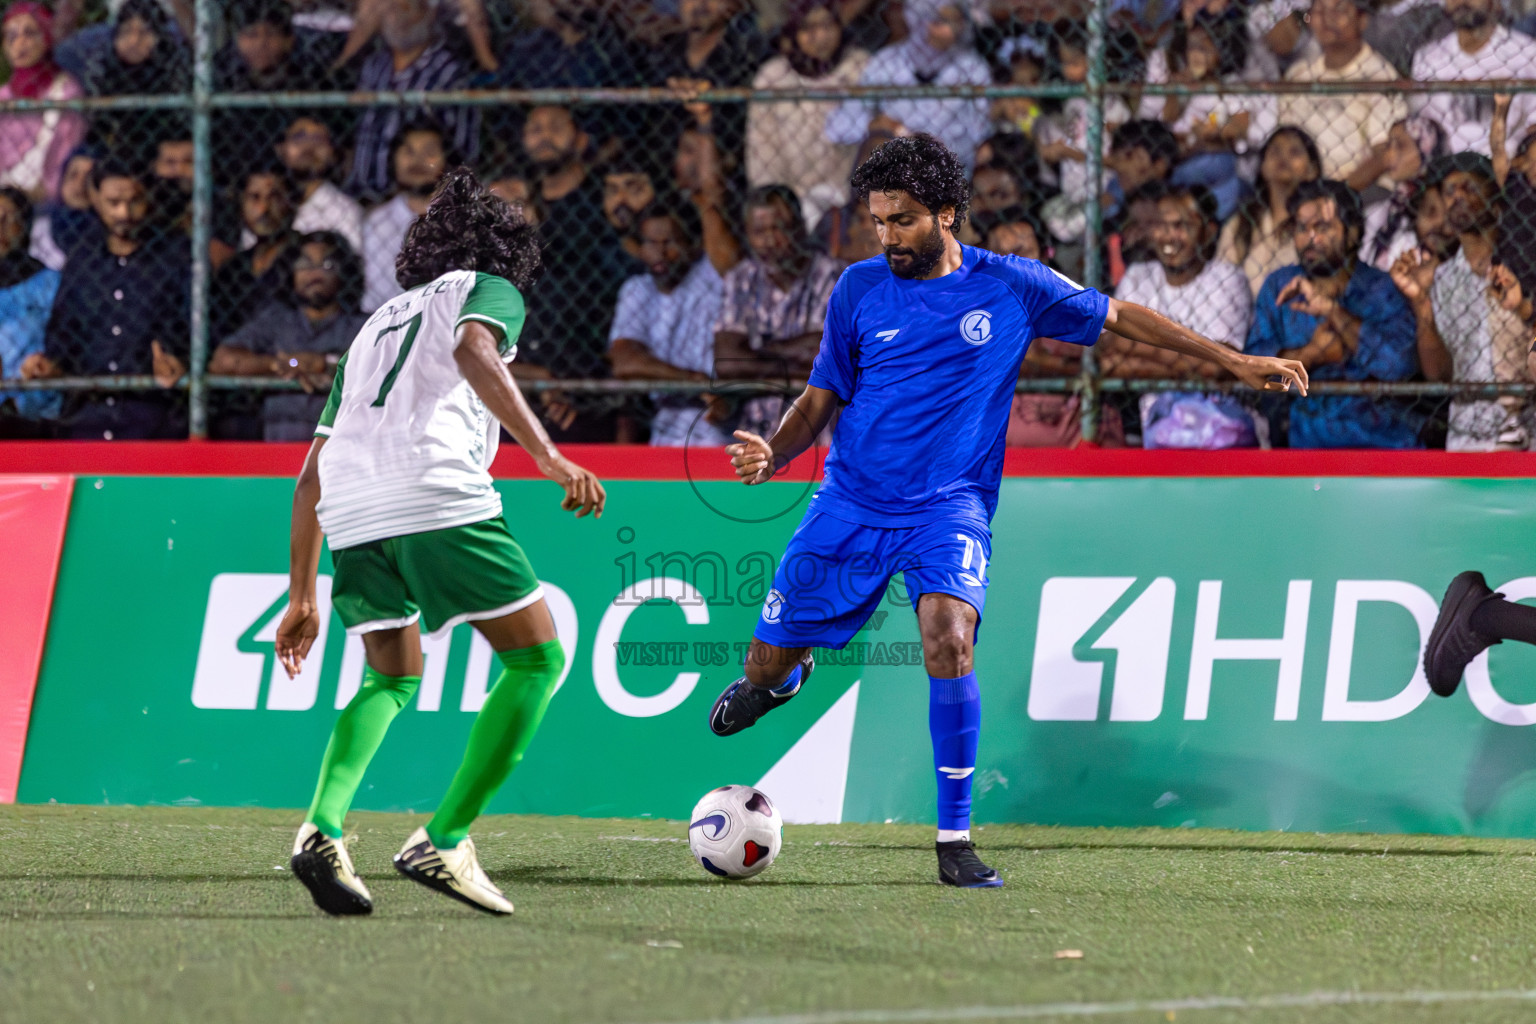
xmin=2 ymin=805 xmax=1535 ymax=1024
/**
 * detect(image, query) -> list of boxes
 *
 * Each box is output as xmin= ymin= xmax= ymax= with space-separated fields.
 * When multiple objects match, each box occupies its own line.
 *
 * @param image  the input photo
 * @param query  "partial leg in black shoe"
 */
xmin=709 ymin=641 xmax=813 ymax=737
xmin=937 ymin=840 xmax=1003 ymax=888
xmin=1425 ymin=571 xmax=1502 ymax=697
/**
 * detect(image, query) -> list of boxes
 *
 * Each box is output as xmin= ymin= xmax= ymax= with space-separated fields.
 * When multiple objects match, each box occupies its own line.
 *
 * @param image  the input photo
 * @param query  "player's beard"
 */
xmin=884 ymin=220 xmax=945 ymax=279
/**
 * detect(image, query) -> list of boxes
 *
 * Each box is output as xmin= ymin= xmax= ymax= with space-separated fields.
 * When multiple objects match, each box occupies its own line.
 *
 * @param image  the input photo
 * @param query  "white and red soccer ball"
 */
xmin=687 ymin=784 xmax=783 ymax=879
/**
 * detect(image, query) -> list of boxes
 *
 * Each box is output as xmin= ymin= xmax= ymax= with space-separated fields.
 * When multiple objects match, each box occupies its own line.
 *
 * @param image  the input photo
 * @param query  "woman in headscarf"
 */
xmin=747 ymin=0 xmax=870 ymax=228
xmin=30 ymin=142 xmax=97 ymax=269
xmin=1360 ymin=115 xmax=1447 ymax=272
xmin=84 ymin=0 xmax=189 ymax=163
xmin=824 ymin=0 xmax=992 ymax=172
xmin=0 ymin=3 xmax=86 ymax=203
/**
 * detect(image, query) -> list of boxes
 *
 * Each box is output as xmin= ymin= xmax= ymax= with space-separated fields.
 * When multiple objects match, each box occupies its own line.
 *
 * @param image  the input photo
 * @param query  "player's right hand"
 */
xmin=727 ymin=430 xmax=775 ymax=485
xmin=540 ymin=454 xmax=605 ymax=518
xmin=275 ymin=600 xmax=321 ymax=680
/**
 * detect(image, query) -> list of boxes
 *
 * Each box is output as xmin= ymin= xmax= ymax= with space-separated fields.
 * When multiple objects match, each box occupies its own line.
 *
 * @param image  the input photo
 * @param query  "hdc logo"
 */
xmin=1028 ymin=576 xmax=1536 ymax=725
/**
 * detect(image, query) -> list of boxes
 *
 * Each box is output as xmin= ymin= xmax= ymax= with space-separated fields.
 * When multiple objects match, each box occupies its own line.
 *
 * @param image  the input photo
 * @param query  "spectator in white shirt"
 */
xmin=609 ymin=199 xmax=732 ymax=447
xmin=1101 ymin=182 xmax=1261 ymax=447
xmin=1279 ymin=0 xmax=1406 ymax=188
xmin=1410 ymin=0 xmax=1536 ymax=157
xmin=824 ymin=0 xmax=991 ymax=173
xmin=360 ymin=117 xmax=451 ymax=312
xmin=268 ymin=114 xmax=362 ymax=255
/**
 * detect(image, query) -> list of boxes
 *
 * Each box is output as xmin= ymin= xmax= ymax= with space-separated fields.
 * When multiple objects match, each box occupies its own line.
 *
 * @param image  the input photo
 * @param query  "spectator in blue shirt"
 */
xmin=0 ymin=185 xmax=59 ymax=422
xmin=1247 ymin=178 xmax=1421 ymax=448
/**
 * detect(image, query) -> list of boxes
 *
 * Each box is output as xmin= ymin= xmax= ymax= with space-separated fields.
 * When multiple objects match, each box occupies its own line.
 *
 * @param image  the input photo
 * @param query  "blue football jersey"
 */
xmin=806 ymin=244 xmax=1109 ymax=526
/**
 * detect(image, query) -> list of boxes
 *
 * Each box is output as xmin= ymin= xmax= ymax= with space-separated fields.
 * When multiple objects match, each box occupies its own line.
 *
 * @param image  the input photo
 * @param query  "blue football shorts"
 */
xmin=753 ymin=510 xmax=991 ymax=651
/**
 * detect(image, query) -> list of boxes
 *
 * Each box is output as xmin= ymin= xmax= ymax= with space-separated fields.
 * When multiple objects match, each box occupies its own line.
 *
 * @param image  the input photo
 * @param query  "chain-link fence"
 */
xmin=0 ymin=0 xmax=1533 ymax=449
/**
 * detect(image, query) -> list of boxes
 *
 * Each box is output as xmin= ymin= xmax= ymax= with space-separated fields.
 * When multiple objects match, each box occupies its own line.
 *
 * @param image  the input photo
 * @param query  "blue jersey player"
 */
xmin=709 ymin=134 xmax=1309 ymax=888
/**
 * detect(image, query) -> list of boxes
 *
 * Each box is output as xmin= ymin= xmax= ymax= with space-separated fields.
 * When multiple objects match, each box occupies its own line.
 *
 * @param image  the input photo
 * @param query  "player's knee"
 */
xmin=360 ymin=666 xmax=422 ymax=708
xmin=921 ymin=630 xmax=973 ymax=677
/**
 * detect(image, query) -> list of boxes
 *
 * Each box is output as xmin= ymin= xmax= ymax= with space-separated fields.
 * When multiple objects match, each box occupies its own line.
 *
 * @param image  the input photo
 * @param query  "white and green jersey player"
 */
xmin=273 ymin=211 xmax=605 ymax=919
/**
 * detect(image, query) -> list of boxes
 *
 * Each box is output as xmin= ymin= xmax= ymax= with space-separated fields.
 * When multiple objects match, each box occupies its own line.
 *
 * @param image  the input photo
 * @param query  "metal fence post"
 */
xmin=1079 ymin=0 xmax=1109 ymax=444
xmin=187 ymin=0 xmax=214 ymax=439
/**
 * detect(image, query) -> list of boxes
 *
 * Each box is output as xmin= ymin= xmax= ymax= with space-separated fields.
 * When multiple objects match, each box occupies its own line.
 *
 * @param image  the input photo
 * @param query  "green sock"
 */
xmin=426 ymin=639 xmax=564 ymax=849
xmin=305 ymin=666 xmax=421 ymax=838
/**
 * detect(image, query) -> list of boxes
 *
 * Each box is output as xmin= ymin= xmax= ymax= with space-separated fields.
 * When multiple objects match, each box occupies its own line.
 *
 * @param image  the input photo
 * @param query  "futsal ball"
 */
xmin=687 ymin=784 xmax=783 ymax=879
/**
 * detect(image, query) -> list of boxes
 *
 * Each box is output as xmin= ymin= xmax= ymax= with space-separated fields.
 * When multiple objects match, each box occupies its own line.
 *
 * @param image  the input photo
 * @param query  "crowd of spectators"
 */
xmin=0 ymin=0 xmax=1533 ymax=451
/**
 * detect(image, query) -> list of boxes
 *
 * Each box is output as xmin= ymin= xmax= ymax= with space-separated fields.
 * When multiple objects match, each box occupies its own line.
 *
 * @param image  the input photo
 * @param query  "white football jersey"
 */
xmin=314 ymin=270 xmax=526 ymax=551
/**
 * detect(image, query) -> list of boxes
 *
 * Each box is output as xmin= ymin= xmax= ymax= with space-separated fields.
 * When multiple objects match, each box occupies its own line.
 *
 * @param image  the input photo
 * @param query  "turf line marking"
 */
xmin=644 ymin=988 xmax=1536 ymax=1024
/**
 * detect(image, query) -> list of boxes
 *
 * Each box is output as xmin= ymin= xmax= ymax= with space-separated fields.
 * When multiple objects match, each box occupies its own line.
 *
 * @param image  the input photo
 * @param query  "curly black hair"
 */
xmin=849 ymin=133 xmax=971 ymax=230
xmin=395 ymin=166 xmax=543 ymax=291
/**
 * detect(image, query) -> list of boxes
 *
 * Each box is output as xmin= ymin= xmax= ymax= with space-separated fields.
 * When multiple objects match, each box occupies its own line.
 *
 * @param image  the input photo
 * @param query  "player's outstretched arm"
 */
xmin=454 ymin=321 xmax=606 ymax=519
xmin=275 ymin=437 xmax=326 ymax=681
xmin=727 ymin=384 xmax=840 ymax=485
xmin=1104 ymin=299 xmax=1310 ymax=395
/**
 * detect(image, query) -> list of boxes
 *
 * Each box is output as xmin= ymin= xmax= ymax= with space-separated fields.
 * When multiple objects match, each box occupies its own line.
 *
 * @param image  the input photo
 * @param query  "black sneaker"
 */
xmin=937 ymin=839 xmax=1003 ymax=888
xmin=709 ymin=652 xmax=814 ymax=736
xmin=1425 ymin=571 xmax=1502 ymax=698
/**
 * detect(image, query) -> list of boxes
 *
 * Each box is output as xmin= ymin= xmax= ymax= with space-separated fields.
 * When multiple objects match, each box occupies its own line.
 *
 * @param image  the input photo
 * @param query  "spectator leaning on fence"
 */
xmin=1391 ymin=152 xmax=1530 ymax=451
xmin=747 ymin=0 xmax=870 ymax=229
xmin=20 ymin=157 xmax=189 ymax=440
xmin=1100 ymin=182 xmax=1260 ymax=449
xmin=343 ymin=0 xmax=476 ymax=200
xmin=0 ymin=3 xmax=86 ymax=205
xmin=208 ymin=230 xmax=366 ymax=442
xmin=1219 ymin=125 xmax=1324 ymax=297
xmin=610 ymin=199 xmax=734 ymax=448
xmin=1410 ymin=0 xmax=1536 ymax=157
xmin=713 ymin=183 xmax=845 ymax=439
xmin=361 ymin=117 xmax=450 ymax=313
xmin=825 ymin=0 xmax=992 ymax=174
xmin=268 ymin=115 xmax=363 ymax=256
xmin=1247 ymin=178 xmax=1420 ymax=448
xmin=1277 ymin=0 xmax=1405 ymax=188
xmin=1360 ymin=115 xmax=1448 ymax=272
xmin=0 ymin=185 xmax=59 ymax=422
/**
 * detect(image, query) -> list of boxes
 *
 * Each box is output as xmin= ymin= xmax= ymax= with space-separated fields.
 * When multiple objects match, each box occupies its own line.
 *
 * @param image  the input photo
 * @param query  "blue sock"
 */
xmin=929 ymin=672 xmax=980 ymax=832
xmin=770 ymin=663 xmax=803 ymax=696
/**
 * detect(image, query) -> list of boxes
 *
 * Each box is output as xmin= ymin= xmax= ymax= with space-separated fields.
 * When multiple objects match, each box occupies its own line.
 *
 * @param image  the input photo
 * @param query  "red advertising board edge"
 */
xmin=4 ymin=441 xmax=1536 ymax=480
xmin=0 ymin=475 xmax=73 ymax=803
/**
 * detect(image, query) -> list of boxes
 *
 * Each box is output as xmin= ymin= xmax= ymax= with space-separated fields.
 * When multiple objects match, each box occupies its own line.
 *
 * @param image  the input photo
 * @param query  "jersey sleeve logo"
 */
xmin=960 ymin=309 xmax=993 ymax=346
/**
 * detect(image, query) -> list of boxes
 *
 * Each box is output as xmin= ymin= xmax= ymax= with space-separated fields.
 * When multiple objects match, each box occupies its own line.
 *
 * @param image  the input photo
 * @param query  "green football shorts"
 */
xmin=330 ymin=517 xmax=543 ymax=637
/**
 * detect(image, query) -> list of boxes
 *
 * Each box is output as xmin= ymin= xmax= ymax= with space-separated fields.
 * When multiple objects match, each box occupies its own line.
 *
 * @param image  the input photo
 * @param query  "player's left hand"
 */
xmin=727 ymin=430 xmax=775 ymax=485
xmin=275 ymin=600 xmax=321 ymax=680
xmin=1231 ymin=353 xmax=1309 ymax=395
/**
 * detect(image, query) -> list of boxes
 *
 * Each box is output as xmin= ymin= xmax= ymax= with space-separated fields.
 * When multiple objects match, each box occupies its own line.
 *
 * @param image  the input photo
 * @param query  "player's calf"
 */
xmin=291 ymin=822 xmax=374 ymax=916
xmin=709 ymin=650 xmax=814 ymax=737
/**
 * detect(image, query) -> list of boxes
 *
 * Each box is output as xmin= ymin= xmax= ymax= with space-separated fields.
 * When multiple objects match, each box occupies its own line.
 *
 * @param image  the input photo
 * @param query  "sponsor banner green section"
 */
xmin=19 ymin=476 xmax=1536 ymax=837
